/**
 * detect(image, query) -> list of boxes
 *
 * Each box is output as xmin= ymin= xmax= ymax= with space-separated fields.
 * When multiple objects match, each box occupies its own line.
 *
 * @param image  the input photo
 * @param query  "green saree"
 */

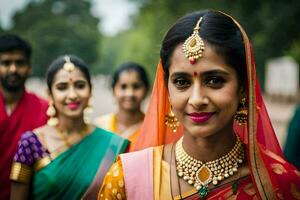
xmin=32 ymin=127 xmax=129 ymax=199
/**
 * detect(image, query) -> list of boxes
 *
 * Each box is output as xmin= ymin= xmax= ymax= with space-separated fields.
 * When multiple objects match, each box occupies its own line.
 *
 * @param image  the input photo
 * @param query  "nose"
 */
xmin=188 ymin=82 xmax=209 ymax=109
xmin=125 ymin=87 xmax=134 ymax=96
xmin=8 ymin=63 xmax=17 ymax=73
xmin=67 ymin=87 xmax=78 ymax=100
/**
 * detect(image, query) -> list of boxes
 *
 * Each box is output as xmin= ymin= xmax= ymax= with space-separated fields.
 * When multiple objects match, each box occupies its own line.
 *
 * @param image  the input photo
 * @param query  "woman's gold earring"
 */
xmin=165 ymin=108 xmax=180 ymax=132
xmin=47 ymin=103 xmax=58 ymax=126
xmin=234 ymin=97 xmax=248 ymax=125
xmin=84 ymin=100 xmax=94 ymax=124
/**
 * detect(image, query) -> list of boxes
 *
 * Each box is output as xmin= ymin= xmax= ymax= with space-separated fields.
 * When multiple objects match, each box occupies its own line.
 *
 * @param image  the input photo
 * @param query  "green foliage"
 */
xmin=2 ymin=0 xmax=101 ymax=77
xmin=94 ymin=0 xmax=300 ymax=86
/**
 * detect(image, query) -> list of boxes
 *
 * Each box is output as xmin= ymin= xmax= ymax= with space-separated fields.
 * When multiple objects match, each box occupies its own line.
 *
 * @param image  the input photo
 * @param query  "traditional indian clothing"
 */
xmin=284 ymin=105 xmax=300 ymax=169
xmin=10 ymin=127 xmax=129 ymax=200
xmin=95 ymin=113 xmax=143 ymax=150
xmin=98 ymin=11 xmax=300 ymax=200
xmin=0 ymin=90 xmax=48 ymax=199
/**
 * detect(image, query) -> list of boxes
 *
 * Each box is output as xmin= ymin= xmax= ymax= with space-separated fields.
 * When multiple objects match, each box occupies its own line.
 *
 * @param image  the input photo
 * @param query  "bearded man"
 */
xmin=0 ymin=34 xmax=48 ymax=199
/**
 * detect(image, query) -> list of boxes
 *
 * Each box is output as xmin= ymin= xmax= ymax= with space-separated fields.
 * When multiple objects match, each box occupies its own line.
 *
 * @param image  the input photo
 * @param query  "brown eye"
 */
xmin=56 ymin=83 xmax=68 ymax=90
xmin=0 ymin=59 xmax=27 ymax=67
xmin=173 ymin=78 xmax=191 ymax=89
xmin=132 ymin=83 xmax=142 ymax=90
xmin=205 ymin=76 xmax=225 ymax=88
xmin=75 ymin=81 xmax=87 ymax=89
xmin=121 ymin=84 xmax=127 ymax=90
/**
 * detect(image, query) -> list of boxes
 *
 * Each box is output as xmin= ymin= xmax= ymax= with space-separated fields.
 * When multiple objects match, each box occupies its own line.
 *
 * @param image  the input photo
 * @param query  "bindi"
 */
xmin=193 ymin=72 xmax=198 ymax=77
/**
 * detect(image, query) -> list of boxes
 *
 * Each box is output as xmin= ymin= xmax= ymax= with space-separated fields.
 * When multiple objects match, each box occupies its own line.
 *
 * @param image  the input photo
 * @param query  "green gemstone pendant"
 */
xmin=232 ymin=180 xmax=239 ymax=195
xmin=198 ymin=186 xmax=209 ymax=198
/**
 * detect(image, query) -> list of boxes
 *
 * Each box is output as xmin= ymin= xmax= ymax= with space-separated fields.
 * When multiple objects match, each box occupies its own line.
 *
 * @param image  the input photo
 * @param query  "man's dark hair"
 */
xmin=0 ymin=34 xmax=32 ymax=60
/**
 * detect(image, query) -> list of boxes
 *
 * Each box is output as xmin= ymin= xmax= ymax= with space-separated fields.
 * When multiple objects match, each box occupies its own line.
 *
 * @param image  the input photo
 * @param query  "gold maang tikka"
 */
xmin=182 ymin=17 xmax=205 ymax=64
xmin=63 ymin=56 xmax=75 ymax=72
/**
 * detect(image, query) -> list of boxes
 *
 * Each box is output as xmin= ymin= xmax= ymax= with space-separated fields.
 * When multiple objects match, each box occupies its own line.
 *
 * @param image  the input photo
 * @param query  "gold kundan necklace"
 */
xmin=175 ymin=137 xmax=244 ymax=198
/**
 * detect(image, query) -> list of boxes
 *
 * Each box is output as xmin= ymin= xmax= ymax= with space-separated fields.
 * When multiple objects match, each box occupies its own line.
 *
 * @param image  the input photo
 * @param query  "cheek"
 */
xmin=51 ymin=91 xmax=65 ymax=104
xmin=168 ymin=86 xmax=187 ymax=111
xmin=18 ymin=68 xmax=31 ymax=76
xmin=216 ymin=88 xmax=239 ymax=114
xmin=135 ymin=88 xmax=146 ymax=99
xmin=78 ymin=89 xmax=91 ymax=101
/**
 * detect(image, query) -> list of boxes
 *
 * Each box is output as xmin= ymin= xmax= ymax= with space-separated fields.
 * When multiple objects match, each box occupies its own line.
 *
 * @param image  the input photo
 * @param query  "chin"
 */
xmin=123 ymin=106 xmax=139 ymax=112
xmin=65 ymin=111 xmax=84 ymax=119
xmin=184 ymin=125 xmax=218 ymax=139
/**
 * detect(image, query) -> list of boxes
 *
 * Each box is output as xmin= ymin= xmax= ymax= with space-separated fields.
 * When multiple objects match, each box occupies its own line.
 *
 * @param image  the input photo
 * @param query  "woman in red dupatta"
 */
xmin=99 ymin=10 xmax=300 ymax=199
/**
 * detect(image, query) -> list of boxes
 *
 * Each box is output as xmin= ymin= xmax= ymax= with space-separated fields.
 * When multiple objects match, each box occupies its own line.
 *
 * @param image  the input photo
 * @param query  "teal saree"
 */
xmin=32 ymin=127 xmax=129 ymax=199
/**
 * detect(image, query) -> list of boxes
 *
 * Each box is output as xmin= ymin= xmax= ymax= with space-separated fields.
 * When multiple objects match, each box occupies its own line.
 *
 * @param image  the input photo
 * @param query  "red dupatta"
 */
xmin=133 ymin=11 xmax=300 ymax=200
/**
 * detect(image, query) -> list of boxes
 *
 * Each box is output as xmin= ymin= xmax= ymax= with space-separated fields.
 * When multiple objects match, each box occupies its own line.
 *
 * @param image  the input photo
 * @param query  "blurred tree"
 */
xmin=96 ymin=0 xmax=300 ymax=86
xmin=5 ymin=0 xmax=101 ymax=77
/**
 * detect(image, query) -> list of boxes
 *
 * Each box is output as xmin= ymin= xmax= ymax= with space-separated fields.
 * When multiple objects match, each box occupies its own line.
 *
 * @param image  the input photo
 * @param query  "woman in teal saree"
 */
xmin=10 ymin=55 xmax=129 ymax=200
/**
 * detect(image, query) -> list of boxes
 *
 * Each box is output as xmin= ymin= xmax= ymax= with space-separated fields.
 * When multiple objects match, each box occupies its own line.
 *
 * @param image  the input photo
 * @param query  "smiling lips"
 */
xmin=67 ymin=102 xmax=80 ymax=110
xmin=188 ymin=112 xmax=215 ymax=123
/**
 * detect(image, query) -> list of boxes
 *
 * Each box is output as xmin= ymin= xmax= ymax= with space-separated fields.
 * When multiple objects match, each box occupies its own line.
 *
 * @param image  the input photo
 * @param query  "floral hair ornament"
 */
xmin=63 ymin=56 xmax=75 ymax=72
xmin=182 ymin=17 xmax=205 ymax=64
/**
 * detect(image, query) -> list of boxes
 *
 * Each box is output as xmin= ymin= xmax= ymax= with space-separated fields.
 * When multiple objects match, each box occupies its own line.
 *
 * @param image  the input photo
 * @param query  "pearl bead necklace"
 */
xmin=175 ymin=137 xmax=244 ymax=198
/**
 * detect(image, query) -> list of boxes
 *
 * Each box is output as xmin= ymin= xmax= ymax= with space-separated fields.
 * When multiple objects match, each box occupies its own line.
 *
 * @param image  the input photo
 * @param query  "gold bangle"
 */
xmin=10 ymin=162 xmax=32 ymax=184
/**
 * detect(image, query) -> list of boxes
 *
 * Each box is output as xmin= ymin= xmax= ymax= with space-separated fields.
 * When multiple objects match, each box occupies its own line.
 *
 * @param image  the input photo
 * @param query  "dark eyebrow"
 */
xmin=201 ymin=69 xmax=230 ymax=77
xmin=170 ymin=72 xmax=191 ymax=79
xmin=170 ymin=69 xmax=230 ymax=78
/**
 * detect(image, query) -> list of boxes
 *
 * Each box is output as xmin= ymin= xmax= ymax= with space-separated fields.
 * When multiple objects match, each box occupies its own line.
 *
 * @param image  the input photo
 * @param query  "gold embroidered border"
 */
xmin=10 ymin=162 xmax=32 ymax=183
xmin=33 ymin=156 xmax=52 ymax=171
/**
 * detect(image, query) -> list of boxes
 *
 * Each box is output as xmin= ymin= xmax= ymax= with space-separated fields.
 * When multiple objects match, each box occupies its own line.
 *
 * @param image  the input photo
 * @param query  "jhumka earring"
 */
xmin=182 ymin=17 xmax=205 ymax=64
xmin=234 ymin=97 xmax=248 ymax=125
xmin=47 ymin=103 xmax=58 ymax=126
xmin=84 ymin=100 xmax=94 ymax=124
xmin=165 ymin=108 xmax=180 ymax=132
xmin=63 ymin=56 xmax=75 ymax=72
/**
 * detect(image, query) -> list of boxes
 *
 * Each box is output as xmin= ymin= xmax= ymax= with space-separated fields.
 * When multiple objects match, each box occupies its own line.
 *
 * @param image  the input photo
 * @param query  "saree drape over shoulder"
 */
xmin=99 ymin=11 xmax=300 ymax=200
xmin=100 ymin=146 xmax=259 ymax=199
xmin=11 ymin=127 xmax=129 ymax=200
xmin=95 ymin=113 xmax=142 ymax=151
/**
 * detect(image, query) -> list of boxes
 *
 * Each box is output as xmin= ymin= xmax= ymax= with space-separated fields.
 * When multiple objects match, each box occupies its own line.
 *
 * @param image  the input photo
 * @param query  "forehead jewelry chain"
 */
xmin=175 ymin=137 xmax=244 ymax=198
xmin=63 ymin=56 xmax=75 ymax=72
xmin=182 ymin=17 xmax=205 ymax=65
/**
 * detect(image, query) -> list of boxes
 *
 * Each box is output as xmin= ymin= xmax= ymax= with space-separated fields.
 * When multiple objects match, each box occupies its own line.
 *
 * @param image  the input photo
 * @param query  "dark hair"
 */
xmin=0 ymin=34 xmax=32 ymax=60
xmin=160 ymin=10 xmax=246 ymax=87
xmin=46 ymin=55 xmax=92 ymax=93
xmin=111 ymin=61 xmax=150 ymax=92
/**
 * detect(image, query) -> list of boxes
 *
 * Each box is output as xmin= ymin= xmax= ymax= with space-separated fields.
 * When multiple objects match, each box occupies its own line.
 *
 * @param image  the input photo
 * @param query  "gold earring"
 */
xmin=234 ymin=97 xmax=248 ymax=125
xmin=84 ymin=100 xmax=93 ymax=124
xmin=47 ymin=103 xmax=58 ymax=126
xmin=165 ymin=108 xmax=180 ymax=132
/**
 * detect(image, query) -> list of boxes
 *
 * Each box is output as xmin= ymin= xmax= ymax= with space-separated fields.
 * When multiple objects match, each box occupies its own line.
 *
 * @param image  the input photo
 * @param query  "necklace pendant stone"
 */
xmin=198 ymin=186 xmax=209 ymax=198
xmin=196 ymin=165 xmax=212 ymax=186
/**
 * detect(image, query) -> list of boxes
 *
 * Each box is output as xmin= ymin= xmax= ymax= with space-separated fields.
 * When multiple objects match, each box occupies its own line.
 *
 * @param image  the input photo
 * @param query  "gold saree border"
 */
xmin=34 ymin=156 xmax=52 ymax=171
xmin=10 ymin=162 xmax=32 ymax=183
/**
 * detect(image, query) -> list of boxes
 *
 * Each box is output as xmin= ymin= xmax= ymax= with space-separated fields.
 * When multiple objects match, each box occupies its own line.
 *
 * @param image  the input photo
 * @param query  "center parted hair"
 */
xmin=46 ymin=55 xmax=92 ymax=93
xmin=160 ymin=10 xmax=246 ymax=87
xmin=111 ymin=61 xmax=150 ymax=93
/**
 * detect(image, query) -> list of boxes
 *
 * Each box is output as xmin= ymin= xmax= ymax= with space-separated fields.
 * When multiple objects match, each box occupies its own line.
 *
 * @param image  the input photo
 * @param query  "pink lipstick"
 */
xmin=188 ymin=112 xmax=215 ymax=123
xmin=67 ymin=102 xmax=80 ymax=110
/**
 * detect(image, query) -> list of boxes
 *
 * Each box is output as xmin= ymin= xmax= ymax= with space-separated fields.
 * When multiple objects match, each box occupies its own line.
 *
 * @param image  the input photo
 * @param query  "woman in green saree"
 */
xmin=10 ymin=55 xmax=129 ymax=200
